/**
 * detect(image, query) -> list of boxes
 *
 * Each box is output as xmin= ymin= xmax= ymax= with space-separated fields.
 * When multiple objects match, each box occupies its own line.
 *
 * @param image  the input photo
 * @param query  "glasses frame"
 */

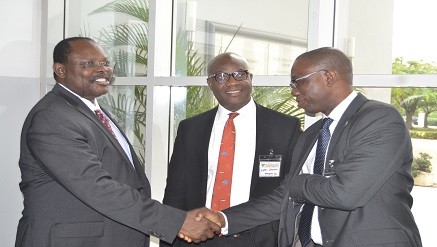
xmin=289 ymin=69 xmax=327 ymax=89
xmin=207 ymin=70 xmax=250 ymax=84
xmin=75 ymin=61 xmax=112 ymax=70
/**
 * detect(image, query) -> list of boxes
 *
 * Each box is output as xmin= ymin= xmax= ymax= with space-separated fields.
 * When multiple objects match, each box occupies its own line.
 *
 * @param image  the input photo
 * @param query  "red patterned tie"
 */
xmin=211 ymin=112 xmax=239 ymax=212
xmin=95 ymin=109 xmax=117 ymax=138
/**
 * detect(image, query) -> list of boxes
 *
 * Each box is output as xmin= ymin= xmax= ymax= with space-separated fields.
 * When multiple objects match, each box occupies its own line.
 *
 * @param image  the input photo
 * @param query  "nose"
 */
xmin=291 ymin=87 xmax=299 ymax=97
xmin=225 ymin=76 xmax=239 ymax=85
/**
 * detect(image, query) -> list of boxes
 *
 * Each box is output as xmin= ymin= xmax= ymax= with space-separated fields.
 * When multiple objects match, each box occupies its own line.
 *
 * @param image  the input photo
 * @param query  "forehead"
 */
xmin=68 ymin=40 xmax=106 ymax=60
xmin=291 ymin=57 xmax=314 ymax=75
xmin=209 ymin=54 xmax=248 ymax=72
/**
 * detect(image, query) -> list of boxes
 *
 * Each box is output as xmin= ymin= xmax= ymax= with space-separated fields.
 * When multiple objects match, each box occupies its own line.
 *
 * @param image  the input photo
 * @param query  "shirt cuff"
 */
xmin=218 ymin=211 xmax=229 ymax=235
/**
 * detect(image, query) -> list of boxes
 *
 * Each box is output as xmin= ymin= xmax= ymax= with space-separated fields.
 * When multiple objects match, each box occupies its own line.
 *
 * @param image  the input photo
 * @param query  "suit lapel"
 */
xmin=291 ymin=123 xmax=320 ymax=178
xmin=327 ymin=93 xmax=368 ymax=158
xmin=100 ymin=107 xmax=139 ymax=171
xmin=53 ymin=84 xmax=138 ymax=174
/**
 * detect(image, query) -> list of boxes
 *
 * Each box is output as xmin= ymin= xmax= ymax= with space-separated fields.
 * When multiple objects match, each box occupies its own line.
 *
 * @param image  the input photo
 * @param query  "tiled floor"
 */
xmin=411 ymin=185 xmax=437 ymax=247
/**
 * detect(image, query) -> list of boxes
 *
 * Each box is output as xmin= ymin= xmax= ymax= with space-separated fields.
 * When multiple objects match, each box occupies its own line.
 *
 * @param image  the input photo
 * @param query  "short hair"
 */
xmin=53 ymin=37 xmax=95 ymax=64
xmin=299 ymin=47 xmax=353 ymax=76
xmin=52 ymin=37 xmax=95 ymax=80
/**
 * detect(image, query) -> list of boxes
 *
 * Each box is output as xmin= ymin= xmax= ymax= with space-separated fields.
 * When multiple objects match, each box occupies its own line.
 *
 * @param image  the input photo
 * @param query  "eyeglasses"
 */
xmin=289 ymin=69 xmax=327 ymax=89
xmin=207 ymin=70 xmax=250 ymax=84
xmin=75 ymin=61 xmax=112 ymax=70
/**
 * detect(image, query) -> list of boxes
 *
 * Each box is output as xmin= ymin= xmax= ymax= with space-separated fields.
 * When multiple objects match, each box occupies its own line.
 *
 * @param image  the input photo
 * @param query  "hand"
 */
xmin=178 ymin=207 xmax=221 ymax=243
xmin=195 ymin=208 xmax=225 ymax=228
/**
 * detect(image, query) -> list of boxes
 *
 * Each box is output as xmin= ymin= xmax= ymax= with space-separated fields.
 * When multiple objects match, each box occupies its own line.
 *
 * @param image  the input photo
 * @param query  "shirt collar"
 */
xmin=217 ymin=97 xmax=256 ymax=120
xmin=58 ymin=83 xmax=100 ymax=111
xmin=323 ymin=91 xmax=358 ymax=122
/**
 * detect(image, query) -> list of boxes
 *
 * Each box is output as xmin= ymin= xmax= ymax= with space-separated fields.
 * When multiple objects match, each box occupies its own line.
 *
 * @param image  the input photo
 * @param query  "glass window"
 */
xmin=66 ymin=0 xmax=149 ymax=77
xmin=174 ymin=0 xmax=309 ymax=77
xmin=336 ymin=0 xmax=436 ymax=75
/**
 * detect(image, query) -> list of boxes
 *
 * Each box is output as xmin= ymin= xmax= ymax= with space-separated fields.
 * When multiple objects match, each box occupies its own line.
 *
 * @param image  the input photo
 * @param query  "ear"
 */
xmin=53 ymin=63 xmax=66 ymax=79
xmin=325 ymin=70 xmax=336 ymax=87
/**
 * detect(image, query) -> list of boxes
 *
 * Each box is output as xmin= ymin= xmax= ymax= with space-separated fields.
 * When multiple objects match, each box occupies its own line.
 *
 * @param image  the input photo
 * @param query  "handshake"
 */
xmin=177 ymin=207 xmax=225 ymax=243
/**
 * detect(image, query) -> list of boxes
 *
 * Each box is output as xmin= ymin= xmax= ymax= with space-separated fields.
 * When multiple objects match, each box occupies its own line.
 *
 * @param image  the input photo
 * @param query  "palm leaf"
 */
xmin=89 ymin=0 xmax=149 ymax=23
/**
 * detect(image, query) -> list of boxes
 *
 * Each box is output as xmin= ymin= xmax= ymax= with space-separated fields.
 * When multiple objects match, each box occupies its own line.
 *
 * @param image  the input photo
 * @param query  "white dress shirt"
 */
xmin=206 ymin=98 xmax=257 ymax=209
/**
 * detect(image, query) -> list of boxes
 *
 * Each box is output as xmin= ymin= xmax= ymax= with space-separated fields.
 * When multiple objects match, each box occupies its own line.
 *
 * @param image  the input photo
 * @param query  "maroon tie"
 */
xmin=211 ymin=112 xmax=239 ymax=212
xmin=95 ymin=109 xmax=116 ymax=138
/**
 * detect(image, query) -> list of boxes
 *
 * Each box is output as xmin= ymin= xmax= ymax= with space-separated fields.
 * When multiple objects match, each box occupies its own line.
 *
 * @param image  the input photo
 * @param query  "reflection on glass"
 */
xmin=98 ymin=85 xmax=147 ymax=168
xmin=66 ymin=0 xmax=149 ymax=77
xmin=337 ymin=0 xmax=436 ymax=74
xmin=174 ymin=0 xmax=308 ymax=76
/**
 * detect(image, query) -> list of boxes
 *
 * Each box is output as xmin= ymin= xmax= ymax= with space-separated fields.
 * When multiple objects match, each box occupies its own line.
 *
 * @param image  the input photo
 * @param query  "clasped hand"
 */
xmin=178 ymin=207 xmax=224 ymax=243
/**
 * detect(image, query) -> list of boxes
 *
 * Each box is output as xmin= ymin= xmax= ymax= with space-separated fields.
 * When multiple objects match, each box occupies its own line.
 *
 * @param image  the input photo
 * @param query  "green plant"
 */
xmin=89 ymin=0 xmax=149 ymax=77
xmin=412 ymin=152 xmax=433 ymax=178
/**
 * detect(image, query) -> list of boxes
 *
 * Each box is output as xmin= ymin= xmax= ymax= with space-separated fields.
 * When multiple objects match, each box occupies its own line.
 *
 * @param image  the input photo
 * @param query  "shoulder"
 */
xmin=178 ymin=107 xmax=218 ymax=127
xmin=256 ymin=103 xmax=300 ymax=123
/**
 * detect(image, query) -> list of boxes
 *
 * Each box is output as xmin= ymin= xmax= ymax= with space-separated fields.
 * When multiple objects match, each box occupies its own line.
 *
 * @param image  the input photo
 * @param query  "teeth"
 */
xmin=96 ymin=78 xmax=106 ymax=82
xmin=227 ymin=90 xmax=239 ymax=94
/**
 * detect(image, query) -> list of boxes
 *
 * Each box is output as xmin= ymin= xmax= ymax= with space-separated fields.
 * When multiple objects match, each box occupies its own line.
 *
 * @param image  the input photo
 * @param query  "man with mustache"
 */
xmin=15 ymin=37 xmax=220 ymax=247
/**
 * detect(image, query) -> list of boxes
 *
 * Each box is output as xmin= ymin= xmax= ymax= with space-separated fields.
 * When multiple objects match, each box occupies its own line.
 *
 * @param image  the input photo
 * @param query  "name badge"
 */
xmin=259 ymin=151 xmax=282 ymax=177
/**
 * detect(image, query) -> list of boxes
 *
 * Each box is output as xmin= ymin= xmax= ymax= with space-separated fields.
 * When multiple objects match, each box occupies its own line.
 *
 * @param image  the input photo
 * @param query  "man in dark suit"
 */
xmin=15 ymin=37 xmax=220 ymax=247
xmin=161 ymin=52 xmax=302 ymax=247
xmin=194 ymin=47 xmax=422 ymax=247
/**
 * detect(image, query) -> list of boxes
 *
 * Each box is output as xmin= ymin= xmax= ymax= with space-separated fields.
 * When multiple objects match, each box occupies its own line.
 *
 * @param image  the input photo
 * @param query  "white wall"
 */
xmin=0 ymin=0 xmax=43 ymax=245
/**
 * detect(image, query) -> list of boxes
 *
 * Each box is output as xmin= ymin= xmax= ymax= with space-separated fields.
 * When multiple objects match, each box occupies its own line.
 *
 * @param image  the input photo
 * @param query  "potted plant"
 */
xmin=412 ymin=152 xmax=433 ymax=186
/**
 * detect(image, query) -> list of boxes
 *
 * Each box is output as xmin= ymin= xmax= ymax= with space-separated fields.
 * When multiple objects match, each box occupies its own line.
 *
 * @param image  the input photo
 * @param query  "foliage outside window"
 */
xmin=391 ymin=58 xmax=437 ymax=130
xmin=412 ymin=152 xmax=433 ymax=178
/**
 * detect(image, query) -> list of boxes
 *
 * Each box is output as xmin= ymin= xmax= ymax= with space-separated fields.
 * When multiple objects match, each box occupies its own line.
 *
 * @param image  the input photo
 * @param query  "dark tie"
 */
xmin=95 ymin=109 xmax=117 ymax=138
xmin=298 ymin=117 xmax=333 ymax=247
xmin=211 ymin=112 xmax=239 ymax=212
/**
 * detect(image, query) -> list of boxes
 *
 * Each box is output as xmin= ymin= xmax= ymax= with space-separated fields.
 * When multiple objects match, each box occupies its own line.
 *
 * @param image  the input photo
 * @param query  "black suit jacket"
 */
xmin=15 ymin=83 xmax=186 ymax=247
xmin=162 ymin=103 xmax=302 ymax=246
xmin=223 ymin=94 xmax=422 ymax=247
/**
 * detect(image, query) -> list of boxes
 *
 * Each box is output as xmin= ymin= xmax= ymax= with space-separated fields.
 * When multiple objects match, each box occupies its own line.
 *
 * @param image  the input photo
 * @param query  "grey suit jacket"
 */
xmin=161 ymin=103 xmax=302 ymax=247
xmin=15 ymin=83 xmax=186 ymax=247
xmin=223 ymin=94 xmax=422 ymax=247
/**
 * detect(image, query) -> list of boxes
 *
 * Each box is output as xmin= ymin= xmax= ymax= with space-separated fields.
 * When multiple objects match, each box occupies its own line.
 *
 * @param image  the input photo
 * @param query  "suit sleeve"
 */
xmin=289 ymin=104 xmax=412 ymax=210
xmin=27 ymin=108 xmax=186 ymax=242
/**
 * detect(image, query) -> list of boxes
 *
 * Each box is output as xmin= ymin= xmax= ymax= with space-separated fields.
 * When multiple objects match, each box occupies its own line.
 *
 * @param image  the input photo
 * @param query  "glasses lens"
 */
xmin=233 ymin=71 xmax=248 ymax=81
xmin=215 ymin=73 xmax=230 ymax=83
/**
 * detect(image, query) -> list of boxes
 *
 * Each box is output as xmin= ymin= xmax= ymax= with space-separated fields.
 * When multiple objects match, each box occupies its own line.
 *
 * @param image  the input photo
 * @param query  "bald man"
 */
xmin=197 ymin=47 xmax=422 ymax=247
xmin=161 ymin=52 xmax=302 ymax=247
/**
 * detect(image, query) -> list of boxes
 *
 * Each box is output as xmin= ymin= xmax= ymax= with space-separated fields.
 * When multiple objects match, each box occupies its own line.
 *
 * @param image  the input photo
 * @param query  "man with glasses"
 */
xmin=162 ymin=52 xmax=302 ymax=247
xmin=15 ymin=37 xmax=220 ymax=247
xmin=193 ymin=47 xmax=422 ymax=247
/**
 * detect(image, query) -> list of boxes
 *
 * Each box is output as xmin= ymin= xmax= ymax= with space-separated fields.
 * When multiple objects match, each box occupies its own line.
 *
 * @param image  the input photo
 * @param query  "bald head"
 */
xmin=207 ymin=52 xmax=250 ymax=75
xmin=296 ymin=47 xmax=353 ymax=85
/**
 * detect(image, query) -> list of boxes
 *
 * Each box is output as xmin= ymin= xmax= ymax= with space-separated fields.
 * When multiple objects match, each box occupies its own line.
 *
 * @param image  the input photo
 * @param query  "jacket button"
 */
xmin=138 ymin=187 xmax=144 ymax=192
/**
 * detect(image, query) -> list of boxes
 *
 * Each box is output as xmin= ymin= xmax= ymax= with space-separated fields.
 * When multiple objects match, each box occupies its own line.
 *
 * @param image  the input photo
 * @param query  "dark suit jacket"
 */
xmin=223 ymin=94 xmax=422 ymax=247
xmin=15 ymin=83 xmax=186 ymax=247
xmin=161 ymin=103 xmax=302 ymax=247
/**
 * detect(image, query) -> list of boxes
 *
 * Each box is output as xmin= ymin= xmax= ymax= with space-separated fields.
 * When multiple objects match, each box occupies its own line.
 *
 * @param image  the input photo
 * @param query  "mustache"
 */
xmin=89 ymin=72 xmax=115 ymax=83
